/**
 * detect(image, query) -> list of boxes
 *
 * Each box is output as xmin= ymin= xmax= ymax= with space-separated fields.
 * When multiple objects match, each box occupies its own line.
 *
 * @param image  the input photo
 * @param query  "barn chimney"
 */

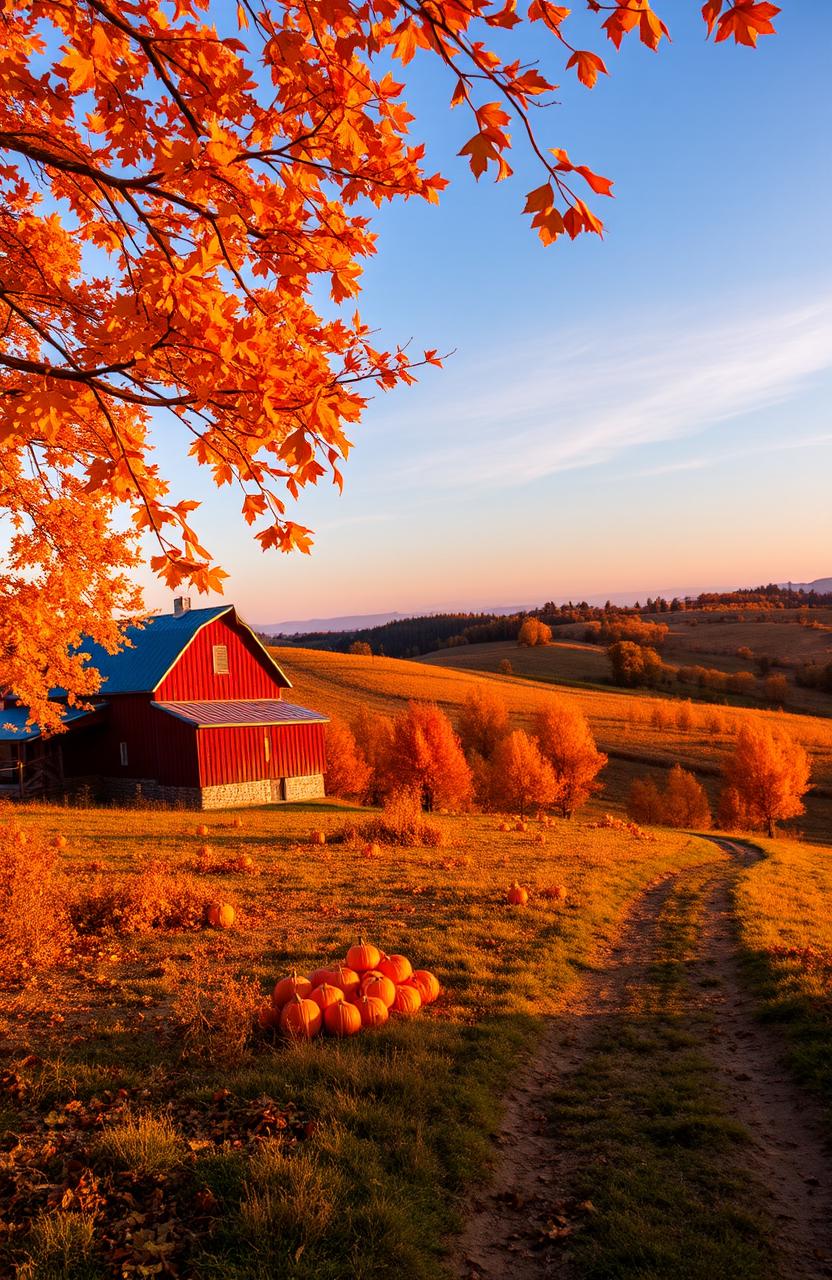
xmin=173 ymin=596 xmax=191 ymax=616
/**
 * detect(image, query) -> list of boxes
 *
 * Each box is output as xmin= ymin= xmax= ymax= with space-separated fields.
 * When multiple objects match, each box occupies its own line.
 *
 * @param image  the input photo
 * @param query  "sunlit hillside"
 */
xmin=272 ymin=647 xmax=832 ymax=842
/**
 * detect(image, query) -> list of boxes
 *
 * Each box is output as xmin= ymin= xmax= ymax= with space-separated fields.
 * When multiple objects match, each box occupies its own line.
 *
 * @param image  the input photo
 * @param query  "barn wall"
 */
xmin=156 ymin=614 xmax=287 ymax=701
xmin=197 ymin=722 xmax=326 ymax=788
xmin=62 ymin=696 xmax=199 ymax=788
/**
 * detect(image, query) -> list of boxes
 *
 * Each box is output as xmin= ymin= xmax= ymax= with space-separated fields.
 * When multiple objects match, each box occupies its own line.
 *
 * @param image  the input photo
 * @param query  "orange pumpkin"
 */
xmin=206 ymin=902 xmax=235 ymax=928
xmin=363 ymin=974 xmax=396 ymax=1008
xmin=280 ymin=995 xmax=322 ymax=1039
xmin=197 ymin=824 xmax=209 ymax=837
xmin=352 ymin=994 xmax=389 ymax=1028
xmin=235 ymin=853 xmax=254 ymax=871
xmin=346 ymin=939 xmax=382 ymax=973
xmin=362 ymin=841 xmax=382 ymax=859
xmin=506 ymin=883 xmax=529 ymax=906
xmin=310 ymin=966 xmax=336 ymax=988
xmin=391 ymin=984 xmax=422 ymax=1017
xmin=310 ymin=983 xmax=344 ymax=1013
xmin=256 ymin=1001 xmax=280 ymax=1030
xmin=378 ymin=954 xmax=413 ymax=985
xmin=53 ymin=834 xmax=68 ymax=850
xmin=408 ymin=970 xmax=440 ymax=1005
xmin=198 ymin=843 xmax=211 ymax=859
xmin=324 ymin=1000 xmax=362 ymax=1037
xmin=272 ymin=971 xmax=312 ymax=1008
xmin=329 ymin=964 xmax=361 ymax=1000
xmin=359 ymin=968 xmax=385 ymax=990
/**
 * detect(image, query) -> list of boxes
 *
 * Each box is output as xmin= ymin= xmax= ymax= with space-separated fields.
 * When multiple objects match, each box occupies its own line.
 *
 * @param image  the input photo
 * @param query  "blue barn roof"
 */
xmin=0 ymin=705 xmax=97 ymax=742
xmin=68 ymin=606 xmax=290 ymax=695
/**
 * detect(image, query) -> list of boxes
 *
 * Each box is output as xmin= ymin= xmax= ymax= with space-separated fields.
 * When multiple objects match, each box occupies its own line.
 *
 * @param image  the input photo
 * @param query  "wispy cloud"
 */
xmin=630 ymin=431 xmax=832 ymax=479
xmin=390 ymin=294 xmax=832 ymax=489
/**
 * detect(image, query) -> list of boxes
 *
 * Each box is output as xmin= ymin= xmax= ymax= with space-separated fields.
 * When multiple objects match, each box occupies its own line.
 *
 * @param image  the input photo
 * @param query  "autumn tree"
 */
xmin=662 ymin=765 xmax=712 ymax=829
xmin=720 ymin=723 xmax=811 ymax=837
xmin=491 ymin=730 xmax=557 ymax=817
xmin=607 ymin=642 xmax=665 ymax=688
xmin=458 ymin=686 xmax=510 ymax=761
xmin=534 ymin=700 xmax=606 ymax=818
xmin=627 ymin=776 xmax=665 ymax=825
xmin=324 ymin=718 xmax=371 ymax=801
xmin=385 ymin=702 xmax=473 ymax=811
xmin=0 ymin=2 xmax=780 ymax=724
xmin=351 ymin=707 xmax=394 ymax=805
xmin=518 ymin=618 xmax=552 ymax=648
xmin=349 ymin=642 xmax=373 ymax=657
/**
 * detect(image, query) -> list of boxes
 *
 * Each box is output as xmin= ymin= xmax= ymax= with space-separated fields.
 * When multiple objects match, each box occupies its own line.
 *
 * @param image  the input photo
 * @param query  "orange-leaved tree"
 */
xmin=1 ymin=2 xmax=780 ymax=724
xmin=324 ymin=718 xmax=372 ymax=801
xmin=491 ymin=729 xmax=556 ymax=817
xmin=385 ymin=702 xmax=473 ymax=811
xmin=720 ymin=723 xmax=811 ymax=837
xmin=534 ymin=699 xmax=606 ymax=817
xmin=458 ymin=686 xmax=510 ymax=761
xmin=517 ymin=618 xmax=552 ymax=648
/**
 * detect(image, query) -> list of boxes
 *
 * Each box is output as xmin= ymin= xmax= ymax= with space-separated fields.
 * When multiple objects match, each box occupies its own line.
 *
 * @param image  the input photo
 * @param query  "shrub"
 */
xmin=172 ymin=963 xmax=261 ymax=1061
xmin=71 ymin=862 xmax=208 ymax=934
xmin=0 ymin=814 xmax=74 ymax=985
xmin=607 ymin=641 xmax=665 ymax=688
xmin=359 ymin=788 xmax=444 ymax=847
xmin=349 ymin=641 xmax=372 ymax=655
xmin=498 ymin=658 xmax=513 ymax=676
xmin=763 ymin=674 xmax=789 ymax=706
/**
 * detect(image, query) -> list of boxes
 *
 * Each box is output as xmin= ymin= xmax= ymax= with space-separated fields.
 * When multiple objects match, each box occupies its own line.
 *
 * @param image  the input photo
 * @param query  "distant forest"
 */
xmin=260 ymin=584 xmax=832 ymax=661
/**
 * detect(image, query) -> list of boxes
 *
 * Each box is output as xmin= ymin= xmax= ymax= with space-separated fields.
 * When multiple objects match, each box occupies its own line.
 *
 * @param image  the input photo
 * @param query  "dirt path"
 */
xmin=455 ymin=872 xmax=681 ymax=1280
xmin=695 ymin=839 xmax=832 ymax=1280
xmin=455 ymin=843 xmax=832 ymax=1280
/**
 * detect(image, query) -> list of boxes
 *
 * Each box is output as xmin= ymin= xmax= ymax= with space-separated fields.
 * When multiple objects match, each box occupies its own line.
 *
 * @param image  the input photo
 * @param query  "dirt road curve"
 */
xmin=454 ymin=840 xmax=832 ymax=1280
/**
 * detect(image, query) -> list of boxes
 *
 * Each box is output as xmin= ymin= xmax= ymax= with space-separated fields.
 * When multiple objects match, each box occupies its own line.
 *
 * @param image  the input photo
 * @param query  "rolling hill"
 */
xmin=271 ymin=645 xmax=832 ymax=842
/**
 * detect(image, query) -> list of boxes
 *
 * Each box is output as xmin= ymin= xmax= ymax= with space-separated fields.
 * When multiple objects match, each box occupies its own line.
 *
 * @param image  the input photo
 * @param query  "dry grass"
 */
xmin=735 ymin=836 xmax=832 ymax=1113
xmin=0 ymin=809 xmax=74 ymax=985
xmin=1 ymin=799 xmax=715 ymax=1278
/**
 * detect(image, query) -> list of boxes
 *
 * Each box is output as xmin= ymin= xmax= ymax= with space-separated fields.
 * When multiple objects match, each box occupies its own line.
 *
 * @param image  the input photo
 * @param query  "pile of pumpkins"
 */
xmin=259 ymin=939 xmax=440 ymax=1039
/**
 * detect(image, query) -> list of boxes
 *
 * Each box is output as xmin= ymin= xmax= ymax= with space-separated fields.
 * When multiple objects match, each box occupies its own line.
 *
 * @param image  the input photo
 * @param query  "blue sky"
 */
xmin=141 ymin=4 xmax=832 ymax=622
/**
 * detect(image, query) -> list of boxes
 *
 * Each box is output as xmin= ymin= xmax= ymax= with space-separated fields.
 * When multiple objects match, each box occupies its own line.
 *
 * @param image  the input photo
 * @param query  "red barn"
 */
xmin=0 ymin=602 xmax=327 ymax=809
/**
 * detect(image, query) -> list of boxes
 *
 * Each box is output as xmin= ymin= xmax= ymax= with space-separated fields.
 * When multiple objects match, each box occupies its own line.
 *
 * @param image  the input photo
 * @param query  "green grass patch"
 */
xmin=549 ymin=863 xmax=776 ymax=1280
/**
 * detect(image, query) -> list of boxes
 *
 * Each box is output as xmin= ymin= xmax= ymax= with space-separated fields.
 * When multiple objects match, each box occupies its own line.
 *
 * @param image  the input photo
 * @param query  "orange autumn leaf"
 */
xmin=566 ymin=49 xmax=609 ymax=89
xmin=714 ymin=2 xmax=781 ymax=46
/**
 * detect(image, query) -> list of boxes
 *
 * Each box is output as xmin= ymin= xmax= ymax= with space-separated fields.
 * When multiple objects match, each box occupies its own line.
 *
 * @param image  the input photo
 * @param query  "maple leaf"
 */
xmin=715 ymin=2 xmax=780 ymax=46
xmin=565 ymin=50 xmax=609 ymax=89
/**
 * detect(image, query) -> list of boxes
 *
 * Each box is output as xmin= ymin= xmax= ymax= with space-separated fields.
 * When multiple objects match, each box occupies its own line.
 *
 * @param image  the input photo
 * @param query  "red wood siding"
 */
xmin=197 ymin=723 xmax=326 ymax=787
xmin=155 ymin=615 xmax=287 ymax=701
xmin=62 ymin=696 xmax=199 ymax=788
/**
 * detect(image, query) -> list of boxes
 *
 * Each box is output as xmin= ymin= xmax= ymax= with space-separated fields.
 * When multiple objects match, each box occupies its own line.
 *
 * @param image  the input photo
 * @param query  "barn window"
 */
xmin=264 ymin=733 xmax=270 ymax=763
xmin=119 ymin=742 xmax=128 ymax=767
xmin=212 ymin=644 xmax=229 ymax=674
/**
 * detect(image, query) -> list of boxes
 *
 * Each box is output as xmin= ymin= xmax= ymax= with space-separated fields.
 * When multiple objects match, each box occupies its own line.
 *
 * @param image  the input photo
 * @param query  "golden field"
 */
xmin=273 ymin=646 xmax=832 ymax=842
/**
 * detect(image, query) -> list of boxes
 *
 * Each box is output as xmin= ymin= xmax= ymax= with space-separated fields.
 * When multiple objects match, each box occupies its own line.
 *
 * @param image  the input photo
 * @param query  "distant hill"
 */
xmin=780 ymin=577 xmax=832 ymax=594
xmin=258 ymin=604 xmax=527 ymax=636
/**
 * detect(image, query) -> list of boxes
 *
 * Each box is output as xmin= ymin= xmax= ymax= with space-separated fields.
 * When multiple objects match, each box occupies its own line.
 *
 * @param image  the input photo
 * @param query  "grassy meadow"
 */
xmin=274 ymin=646 xmax=832 ymax=842
xmin=4 ymin=648 xmax=832 ymax=1278
xmin=1 ymin=802 xmax=711 ymax=1279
